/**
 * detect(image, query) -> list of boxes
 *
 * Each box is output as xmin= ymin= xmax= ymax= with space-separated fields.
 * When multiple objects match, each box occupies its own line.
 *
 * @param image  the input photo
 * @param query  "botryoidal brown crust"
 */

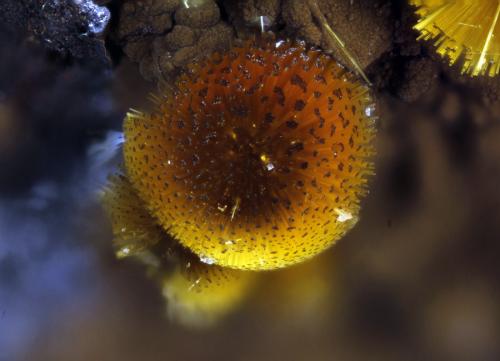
xmin=224 ymin=0 xmax=393 ymax=70
xmin=114 ymin=0 xmax=500 ymax=104
xmin=281 ymin=0 xmax=393 ymax=69
xmin=117 ymin=0 xmax=233 ymax=82
xmin=116 ymin=0 xmax=393 ymax=84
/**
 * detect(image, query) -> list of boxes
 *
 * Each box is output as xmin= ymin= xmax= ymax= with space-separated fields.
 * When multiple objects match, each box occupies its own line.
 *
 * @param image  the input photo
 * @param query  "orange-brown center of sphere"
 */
xmin=124 ymin=39 xmax=376 ymax=270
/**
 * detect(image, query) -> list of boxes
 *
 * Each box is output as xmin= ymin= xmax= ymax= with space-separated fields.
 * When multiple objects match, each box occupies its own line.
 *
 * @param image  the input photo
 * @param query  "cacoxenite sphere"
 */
xmin=411 ymin=0 xmax=500 ymax=77
xmin=103 ymin=174 xmax=164 ymax=257
xmin=162 ymin=255 xmax=255 ymax=327
xmin=123 ymin=38 xmax=376 ymax=270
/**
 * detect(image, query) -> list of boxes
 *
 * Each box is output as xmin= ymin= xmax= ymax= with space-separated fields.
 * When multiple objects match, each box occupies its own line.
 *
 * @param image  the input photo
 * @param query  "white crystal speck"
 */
xmin=199 ymin=255 xmax=216 ymax=265
xmin=334 ymin=208 xmax=353 ymax=223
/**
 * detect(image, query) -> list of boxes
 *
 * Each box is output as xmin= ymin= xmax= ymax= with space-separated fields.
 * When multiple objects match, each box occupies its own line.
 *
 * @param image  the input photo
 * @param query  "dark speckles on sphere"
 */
xmin=123 ymin=38 xmax=376 ymax=270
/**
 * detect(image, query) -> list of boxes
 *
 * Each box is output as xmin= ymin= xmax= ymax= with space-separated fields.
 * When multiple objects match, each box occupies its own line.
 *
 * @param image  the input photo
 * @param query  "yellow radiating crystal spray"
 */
xmin=410 ymin=0 xmax=500 ymax=77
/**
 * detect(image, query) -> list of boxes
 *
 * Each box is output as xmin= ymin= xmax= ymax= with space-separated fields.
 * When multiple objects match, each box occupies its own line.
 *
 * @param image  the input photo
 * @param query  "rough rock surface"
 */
xmin=116 ymin=0 xmax=233 ymax=81
xmin=112 ymin=0 xmax=500 ymax=107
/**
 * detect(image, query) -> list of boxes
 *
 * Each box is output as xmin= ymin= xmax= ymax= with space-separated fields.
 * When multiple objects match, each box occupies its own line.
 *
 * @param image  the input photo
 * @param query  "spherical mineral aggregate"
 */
xmin=162 ymin=256 xmax=255 ymax=327
xmin=102 ymin=174 xmax=166 ymax=258
xmin=123 ymin=39 xmax=376 ymax=270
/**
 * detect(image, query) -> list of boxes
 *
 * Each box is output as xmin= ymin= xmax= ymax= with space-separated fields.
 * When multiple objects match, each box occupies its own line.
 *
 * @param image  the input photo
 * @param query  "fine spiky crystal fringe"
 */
xmin=411 ymin=0 xmax=500 ymax=77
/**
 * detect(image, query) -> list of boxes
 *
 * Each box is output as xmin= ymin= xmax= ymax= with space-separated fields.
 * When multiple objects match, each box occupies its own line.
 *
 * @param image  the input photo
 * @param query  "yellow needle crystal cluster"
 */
xmin=103 ymin=38 xmax=376 ymax=326
xmin=410 ymin=0 xmax=500 ymax=77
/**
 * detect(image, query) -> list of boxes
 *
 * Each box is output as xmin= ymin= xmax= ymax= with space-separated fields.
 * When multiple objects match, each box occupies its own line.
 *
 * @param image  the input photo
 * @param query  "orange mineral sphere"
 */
xmin=123 ymin=38 xmax=376 ymax=270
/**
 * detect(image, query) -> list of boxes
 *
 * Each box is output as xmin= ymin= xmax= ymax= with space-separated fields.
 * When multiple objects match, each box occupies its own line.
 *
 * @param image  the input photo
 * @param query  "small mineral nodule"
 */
xmin=102 ymin=174 xmax=255 ymax=326
xmin=162 ymin=255 xmax=255 ymax=327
